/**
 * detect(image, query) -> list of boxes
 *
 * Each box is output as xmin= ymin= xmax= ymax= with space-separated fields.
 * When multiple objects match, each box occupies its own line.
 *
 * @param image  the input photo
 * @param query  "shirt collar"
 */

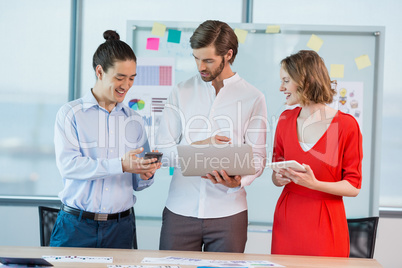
xmin=81 ymin=90 xmax=129 ymax=116
xmin=81 ymin=90 xmax=99 ymax=111
xmin=222 ymin=72 xmax=240 ymax=87
xmin=117 ymin=102 xmax=130 ymax=116
xmin=198 ymin=72 xmax=240 ymax=87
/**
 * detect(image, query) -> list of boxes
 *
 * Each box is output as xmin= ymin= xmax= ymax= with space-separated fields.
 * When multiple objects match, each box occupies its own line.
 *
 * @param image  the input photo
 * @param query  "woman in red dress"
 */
xmin=271 ymin=50 xmax=363 ymax=257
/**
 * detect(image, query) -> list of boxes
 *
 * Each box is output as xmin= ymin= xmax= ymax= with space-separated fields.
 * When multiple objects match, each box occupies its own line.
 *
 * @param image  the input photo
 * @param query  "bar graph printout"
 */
xmin=124 ymin=57 xmax=175 ymax=148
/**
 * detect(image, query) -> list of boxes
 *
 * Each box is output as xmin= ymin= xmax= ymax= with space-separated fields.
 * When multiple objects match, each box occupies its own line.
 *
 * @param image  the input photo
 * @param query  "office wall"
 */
xmin=0 ymin=206 xmax=401 ymax=267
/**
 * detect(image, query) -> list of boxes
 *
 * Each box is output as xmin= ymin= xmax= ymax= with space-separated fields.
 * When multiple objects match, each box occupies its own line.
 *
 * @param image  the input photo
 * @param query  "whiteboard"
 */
xmin=127 ymin=21 xmax=384 ymax=224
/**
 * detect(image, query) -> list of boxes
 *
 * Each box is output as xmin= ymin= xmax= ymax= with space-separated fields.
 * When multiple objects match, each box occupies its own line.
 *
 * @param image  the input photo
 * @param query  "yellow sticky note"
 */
xmin=266 ymin=25 xmax=280 ymax=33
xmin=307 ymin=34 xmax=324 ymax=52
xmin=151 ymin=22 xmax=166 ymax=37
xmin=235 ymin=28 xmax=248 ymax=44
xmin=330 ymin=64 xmax=344 ymax=78
xmin=355 ymin=54 xmax=372 ymax=70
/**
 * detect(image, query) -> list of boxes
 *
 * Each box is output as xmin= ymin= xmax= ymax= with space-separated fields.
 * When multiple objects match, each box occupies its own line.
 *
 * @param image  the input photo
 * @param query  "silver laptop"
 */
xmin=177 ymin=144 xmax=256 ymax=176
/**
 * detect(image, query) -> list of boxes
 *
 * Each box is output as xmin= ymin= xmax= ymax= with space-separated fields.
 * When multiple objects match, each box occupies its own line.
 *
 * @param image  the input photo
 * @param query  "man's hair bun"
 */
xmin=103 ymin=30 xmax=120 ymax=41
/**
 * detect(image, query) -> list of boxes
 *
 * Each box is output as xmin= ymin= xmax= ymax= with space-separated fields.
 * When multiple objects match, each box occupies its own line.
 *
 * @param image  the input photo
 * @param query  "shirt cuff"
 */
xmin=110 ymin=157 xmax=123 ymax=175
xmin=227 ymin=185 xmax=241 ymax=193
xmin=135 ymin=175 xmax=154 ymax=191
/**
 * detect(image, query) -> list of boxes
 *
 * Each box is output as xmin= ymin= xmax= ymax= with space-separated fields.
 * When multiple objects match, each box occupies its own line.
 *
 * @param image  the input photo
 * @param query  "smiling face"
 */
xmin=93 ymin=60 xmax=137 ymax=111
xmin=192 ymin=45 xmax=227 ymax=82
xmin=279 ymin=66 xmax=300 ymax=106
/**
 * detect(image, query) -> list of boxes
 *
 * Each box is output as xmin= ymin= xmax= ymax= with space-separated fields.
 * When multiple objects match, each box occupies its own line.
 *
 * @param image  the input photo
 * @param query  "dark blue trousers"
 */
xmin=49 ymin=210 xmax=137 ymax=249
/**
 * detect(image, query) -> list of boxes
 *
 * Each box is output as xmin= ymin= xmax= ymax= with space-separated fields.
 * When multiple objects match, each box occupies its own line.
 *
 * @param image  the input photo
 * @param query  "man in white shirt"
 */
xmin=156 ymin=20 xmax=267 ymax=252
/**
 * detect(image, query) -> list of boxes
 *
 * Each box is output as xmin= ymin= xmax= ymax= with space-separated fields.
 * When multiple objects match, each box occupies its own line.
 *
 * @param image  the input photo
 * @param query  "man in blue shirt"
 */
xmin=50 ymin=30 xmax=161 ymax=249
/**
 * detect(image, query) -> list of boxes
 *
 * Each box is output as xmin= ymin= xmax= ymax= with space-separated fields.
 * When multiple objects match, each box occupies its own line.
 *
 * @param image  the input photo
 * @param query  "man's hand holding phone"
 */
xmin=144 ymin=152 xmax=163 ymax=163
xmin=121 ymin=148 xmax=162 ymax=179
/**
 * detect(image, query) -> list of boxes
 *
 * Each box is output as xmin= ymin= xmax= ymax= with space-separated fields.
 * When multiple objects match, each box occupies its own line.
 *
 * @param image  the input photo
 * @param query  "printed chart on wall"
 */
xmin=329 ymin=81 xmax=364 ymax=128
xmin=124 ymin=57 xmax=175 ymax=147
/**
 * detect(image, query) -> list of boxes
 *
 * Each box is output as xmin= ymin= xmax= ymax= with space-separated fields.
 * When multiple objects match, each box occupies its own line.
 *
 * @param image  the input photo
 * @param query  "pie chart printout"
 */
xmin=129 ymin=99 xmax=145 ymax=110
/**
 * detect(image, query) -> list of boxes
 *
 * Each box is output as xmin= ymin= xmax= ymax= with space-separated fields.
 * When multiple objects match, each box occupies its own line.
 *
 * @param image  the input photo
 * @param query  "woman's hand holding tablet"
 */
xmin=267 ymin=160 xmax=306 ymax=173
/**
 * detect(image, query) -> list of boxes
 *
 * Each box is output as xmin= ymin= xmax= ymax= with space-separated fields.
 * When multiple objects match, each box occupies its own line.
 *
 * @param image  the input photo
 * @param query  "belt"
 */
xmin=61 ymin=204 xmax=133 ymax=221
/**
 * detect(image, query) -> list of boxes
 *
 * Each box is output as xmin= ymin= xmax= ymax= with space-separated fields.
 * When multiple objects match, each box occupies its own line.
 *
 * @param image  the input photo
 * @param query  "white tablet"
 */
xmin=177 ymin=144 xmax=256 ymax=176
xmin=267 ymin=160 xmax=306 ymax=173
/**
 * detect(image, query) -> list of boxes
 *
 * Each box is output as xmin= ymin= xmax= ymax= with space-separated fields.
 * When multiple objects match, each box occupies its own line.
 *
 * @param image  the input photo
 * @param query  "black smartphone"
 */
xmin=144 ymin=152 xmax=163 ymax=163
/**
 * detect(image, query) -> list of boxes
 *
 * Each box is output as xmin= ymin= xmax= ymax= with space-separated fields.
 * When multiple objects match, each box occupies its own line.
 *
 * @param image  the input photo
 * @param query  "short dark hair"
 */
xmin=190 ymin=20 xmax=238 ymax=65
xmin=281 ymin=50 xmax=336 ymax=105
xmin=92 ymin=30 xmax=137 ymax=74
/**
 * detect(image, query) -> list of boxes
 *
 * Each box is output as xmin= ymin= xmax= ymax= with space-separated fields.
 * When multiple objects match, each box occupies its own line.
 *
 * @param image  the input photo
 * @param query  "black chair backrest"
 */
xmin=38 ymin=206 xmax=60 ymax=246
xmin=347 ymin=216 xmax=379 ymax=258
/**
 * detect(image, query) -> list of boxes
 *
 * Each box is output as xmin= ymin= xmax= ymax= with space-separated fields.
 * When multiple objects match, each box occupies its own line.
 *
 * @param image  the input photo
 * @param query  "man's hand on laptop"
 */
xmin=191 ymin=135 xmax=231 ymax=145
xmin=202 ymin=170 xmax=241 ymax=188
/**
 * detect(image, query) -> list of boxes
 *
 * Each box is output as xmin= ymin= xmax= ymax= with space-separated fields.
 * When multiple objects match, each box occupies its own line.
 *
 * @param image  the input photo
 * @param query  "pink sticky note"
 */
xmin=146 ymin=38 xmax=160 ymax=50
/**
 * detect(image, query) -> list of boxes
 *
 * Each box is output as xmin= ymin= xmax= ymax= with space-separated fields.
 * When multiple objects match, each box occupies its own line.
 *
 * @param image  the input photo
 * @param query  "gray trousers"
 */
xmin=159 ymin=207 xmax=248 ymax=252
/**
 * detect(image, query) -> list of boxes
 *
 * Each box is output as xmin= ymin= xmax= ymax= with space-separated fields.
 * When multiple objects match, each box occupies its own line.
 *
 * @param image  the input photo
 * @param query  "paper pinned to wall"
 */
xmin=328 ymin=81 xmax=364 ymax=128
xmin=124 ymin=57 xmax=175 ymax=148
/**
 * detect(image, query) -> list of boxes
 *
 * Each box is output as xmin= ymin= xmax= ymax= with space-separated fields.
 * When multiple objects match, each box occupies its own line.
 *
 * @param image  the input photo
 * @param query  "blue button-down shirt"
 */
xmin=54 ymin=91 xmax=153 ymax=213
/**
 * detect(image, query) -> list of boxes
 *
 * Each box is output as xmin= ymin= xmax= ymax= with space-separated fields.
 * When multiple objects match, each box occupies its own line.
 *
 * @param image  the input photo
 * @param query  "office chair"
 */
xmin=38 ymin=206 xmax=60 ymax=246
xmin=38 ymin=205 xmax=138 ymax=248
xmin=347 ymin=216 xmax=379 ymax=258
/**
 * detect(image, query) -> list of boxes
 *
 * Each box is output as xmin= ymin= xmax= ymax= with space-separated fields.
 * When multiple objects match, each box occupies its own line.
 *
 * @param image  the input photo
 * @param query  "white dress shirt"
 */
xmin=156 ymin=73 xmax=267 ymax=218
xmin=54 ymin=91 xmax=153 ymax=214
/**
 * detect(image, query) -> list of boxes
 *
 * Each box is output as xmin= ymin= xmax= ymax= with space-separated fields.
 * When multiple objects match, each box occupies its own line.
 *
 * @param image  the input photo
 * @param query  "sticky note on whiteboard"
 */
xmin=330 ymin=64 xmax=345 ymax=78
xmin=235 ymin=28 xmax=248 ymax=44
xmin=146 ymin=38 xmax=160 ymax=50
xmin=307 ymin=34 xmax=324 ymax=52
xmin=355 ymin=54 xmax=372 ymax=70
xmin=151 ymin=22 xmax=166 ymax=37
xmin=167 ymin=29 xmax=182 ymax=44
xmin=266 ymin=25 xmax=281 ymax=33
